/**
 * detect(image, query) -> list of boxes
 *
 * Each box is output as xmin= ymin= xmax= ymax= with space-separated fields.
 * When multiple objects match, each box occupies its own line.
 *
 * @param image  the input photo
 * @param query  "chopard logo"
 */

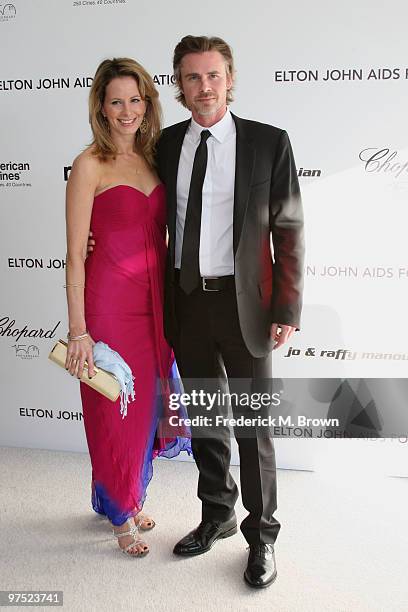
xmin=359 ymin=148 xmax=408 ymax=179
xmin=0 ymin=4 xmax=16 ymax=20
xmin=0 ymin=316 xmax=61 ymax=343
xmin=13 ymin=344 xmax=40 ymax=359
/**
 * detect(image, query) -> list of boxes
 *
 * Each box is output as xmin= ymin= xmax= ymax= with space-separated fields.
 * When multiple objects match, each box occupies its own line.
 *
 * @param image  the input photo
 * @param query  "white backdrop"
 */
xmin=1 ymin=0 xmax=407 ymax=473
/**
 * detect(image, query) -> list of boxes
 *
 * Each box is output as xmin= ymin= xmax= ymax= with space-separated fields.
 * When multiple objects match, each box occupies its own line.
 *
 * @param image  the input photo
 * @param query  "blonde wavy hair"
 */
xmin=173 ymin=35 xmax=235 ymax=108
xmin=89 ymin=58 xmax=161 ymax=166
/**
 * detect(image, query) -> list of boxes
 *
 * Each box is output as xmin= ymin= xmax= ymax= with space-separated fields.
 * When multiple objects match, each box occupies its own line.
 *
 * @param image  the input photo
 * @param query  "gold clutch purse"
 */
xmin=48 ymin=339 xmax=121 ymax=402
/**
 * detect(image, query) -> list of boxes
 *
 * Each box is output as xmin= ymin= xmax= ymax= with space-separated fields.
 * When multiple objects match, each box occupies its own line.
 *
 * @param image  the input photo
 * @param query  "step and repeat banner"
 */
xmin=0 ymin=0 xmax=407 ymax=473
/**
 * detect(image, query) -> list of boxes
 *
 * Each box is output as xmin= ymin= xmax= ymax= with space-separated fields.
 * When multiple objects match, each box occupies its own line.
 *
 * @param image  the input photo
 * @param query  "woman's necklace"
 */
xmin=134 ymin=154 xmax=144 ymax=175
xmin=117 ymin=151 xmax=144 ymax=175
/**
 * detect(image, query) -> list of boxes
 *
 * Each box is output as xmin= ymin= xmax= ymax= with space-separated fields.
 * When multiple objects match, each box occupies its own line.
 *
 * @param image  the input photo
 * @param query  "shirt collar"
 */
xmin=188 ymin=108 xmax=235 ymax=144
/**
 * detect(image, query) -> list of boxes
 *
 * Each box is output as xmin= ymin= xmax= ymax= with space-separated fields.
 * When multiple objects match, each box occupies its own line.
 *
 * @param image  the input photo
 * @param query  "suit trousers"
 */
xmin=173 ymin=280 xmax=281 ymax=545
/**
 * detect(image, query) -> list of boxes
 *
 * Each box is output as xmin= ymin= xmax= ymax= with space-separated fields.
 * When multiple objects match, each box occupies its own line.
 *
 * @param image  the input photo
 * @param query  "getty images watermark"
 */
xmin=160 ymin=378 xmax=408 ymax=438
xmin=166 ymin=389 xmax=339 ymax=430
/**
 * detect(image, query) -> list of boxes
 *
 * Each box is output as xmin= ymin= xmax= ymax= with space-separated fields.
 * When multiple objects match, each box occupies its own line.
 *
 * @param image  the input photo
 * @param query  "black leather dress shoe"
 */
xmin=173 ymin=515 xmax=237 ymax=556
xmin=244 ymin=543 xmax=277 ymax=588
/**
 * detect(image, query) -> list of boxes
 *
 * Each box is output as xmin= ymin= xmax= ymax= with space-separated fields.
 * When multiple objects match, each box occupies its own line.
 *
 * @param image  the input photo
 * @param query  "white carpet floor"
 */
xmin=0 ymin=445 xmax=407 ymax=612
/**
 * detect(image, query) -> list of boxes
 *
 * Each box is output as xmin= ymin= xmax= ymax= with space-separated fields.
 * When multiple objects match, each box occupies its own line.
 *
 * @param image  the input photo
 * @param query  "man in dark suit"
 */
xmin=156 ymin=35 xmax=304 ymax=588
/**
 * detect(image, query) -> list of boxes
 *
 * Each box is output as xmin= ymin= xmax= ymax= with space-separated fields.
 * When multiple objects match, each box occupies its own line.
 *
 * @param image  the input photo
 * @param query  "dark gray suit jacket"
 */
xmin=156 ymin=113 xmax=305 ymax=358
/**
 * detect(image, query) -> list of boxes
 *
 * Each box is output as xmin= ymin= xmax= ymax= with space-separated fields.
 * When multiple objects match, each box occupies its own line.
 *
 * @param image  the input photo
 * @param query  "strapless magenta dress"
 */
xmin=80 ymin=184 xmax=190 ymax=526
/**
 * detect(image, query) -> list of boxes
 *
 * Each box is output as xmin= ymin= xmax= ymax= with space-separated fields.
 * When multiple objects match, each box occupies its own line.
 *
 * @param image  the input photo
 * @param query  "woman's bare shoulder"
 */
xmin=68 ymin=147 xmax=105 ymax=191
xmin=71 ymin=146 xmax=102 ymax=172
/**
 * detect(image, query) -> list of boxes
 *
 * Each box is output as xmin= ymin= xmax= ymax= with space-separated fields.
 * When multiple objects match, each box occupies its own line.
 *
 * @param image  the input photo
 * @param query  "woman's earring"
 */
xmin=139 ymin=116 xmax=148 ymax=134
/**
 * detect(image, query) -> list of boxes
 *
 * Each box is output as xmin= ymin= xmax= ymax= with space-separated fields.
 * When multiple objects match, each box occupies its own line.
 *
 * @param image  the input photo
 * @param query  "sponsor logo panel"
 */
xmin=0 ymin=3 xmax=16 ymax=22
xmin=284 ymin=345 xmax=408 ymax=362
xmin=0 ymin=74 xmax=175 ymax=92
xmin=63 ymin=165 xmax=323 ymax=182
xmin=273 ymin=67 xmax=408 ymax=83
xmin=0 ymin=316 xmax=61 ymax=358
xmin=0 ymin=161 xmax=31 ymax=188
xmin=13 ymin=344 xmax=40 ymax=359
xmin=306 ymin=265 xmax=408 ymax=280
xmin=359 ymin=147 xmax=408 ymax=180
xmin=19 ymin=407 xmax=83 ymax=421
xmin=7 ymin=258 xmax=66 ymax=270
xmin=72 ymin=0 xmax=127 ymax=7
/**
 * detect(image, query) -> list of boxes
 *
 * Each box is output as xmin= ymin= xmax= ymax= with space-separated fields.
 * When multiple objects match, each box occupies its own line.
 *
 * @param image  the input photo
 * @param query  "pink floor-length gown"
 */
xmin=80 ymin=183 xmax=190 ymax=526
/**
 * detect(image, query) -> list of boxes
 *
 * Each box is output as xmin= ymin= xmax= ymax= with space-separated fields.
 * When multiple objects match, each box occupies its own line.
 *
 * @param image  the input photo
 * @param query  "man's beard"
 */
xmin=194 ymin=96 xmax=222 ymax=117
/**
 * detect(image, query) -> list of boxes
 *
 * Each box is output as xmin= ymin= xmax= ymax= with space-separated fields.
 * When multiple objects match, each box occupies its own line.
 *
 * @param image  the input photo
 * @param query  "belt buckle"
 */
xmin=202 ymin=277 xmax=219 ymax=292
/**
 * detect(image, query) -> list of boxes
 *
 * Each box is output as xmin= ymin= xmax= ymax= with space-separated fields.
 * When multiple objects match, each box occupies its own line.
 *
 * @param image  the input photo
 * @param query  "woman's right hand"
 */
xmin=65 ymin=334 xmax=96 ymax=379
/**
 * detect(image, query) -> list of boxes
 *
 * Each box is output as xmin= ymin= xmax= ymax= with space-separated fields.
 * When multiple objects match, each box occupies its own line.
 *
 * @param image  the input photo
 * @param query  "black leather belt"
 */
xmin=175 ymin=270 xmax=235 ymax=292
xmin=200 ymin=275 xmax=235 ymax=291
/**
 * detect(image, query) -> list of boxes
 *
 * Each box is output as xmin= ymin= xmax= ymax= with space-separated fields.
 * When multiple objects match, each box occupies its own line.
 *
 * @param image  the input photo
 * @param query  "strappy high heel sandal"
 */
xmin=112 ymin=519 xmax=149 ymax=557
xmin=133 ymin=511 xmax=156 ymax=531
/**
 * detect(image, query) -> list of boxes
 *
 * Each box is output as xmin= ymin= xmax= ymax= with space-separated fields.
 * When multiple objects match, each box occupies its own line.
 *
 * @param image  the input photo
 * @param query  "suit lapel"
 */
xmin=165 ymin=114 xmax=255 ymax=261
xmin=165 ymin=120 xmax=190 ymax=261
xmin=232 ymin=113 xmax=256 ymax=253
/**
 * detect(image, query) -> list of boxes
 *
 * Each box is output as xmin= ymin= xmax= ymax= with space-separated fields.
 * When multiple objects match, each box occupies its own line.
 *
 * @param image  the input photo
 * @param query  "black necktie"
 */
xmin=179 ymin=129 xmax=211 ymax=294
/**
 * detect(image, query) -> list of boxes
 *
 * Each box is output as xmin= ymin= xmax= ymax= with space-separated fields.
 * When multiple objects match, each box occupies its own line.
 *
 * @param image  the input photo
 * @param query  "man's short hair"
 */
xmin=173 ymin=35 xmax=235 ymax=108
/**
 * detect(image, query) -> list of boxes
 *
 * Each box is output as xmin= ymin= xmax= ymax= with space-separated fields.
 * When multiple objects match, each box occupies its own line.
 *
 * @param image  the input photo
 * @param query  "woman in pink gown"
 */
xmin=65 ymin=58 xmax=190 ymax=557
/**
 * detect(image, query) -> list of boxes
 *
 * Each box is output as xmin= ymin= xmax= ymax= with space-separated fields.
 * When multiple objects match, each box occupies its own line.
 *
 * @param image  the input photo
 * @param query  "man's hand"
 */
xmin=270 ymin=323 xmax=296 ymax=350
xmin=87 ymin=230 xmax=95 ymax=254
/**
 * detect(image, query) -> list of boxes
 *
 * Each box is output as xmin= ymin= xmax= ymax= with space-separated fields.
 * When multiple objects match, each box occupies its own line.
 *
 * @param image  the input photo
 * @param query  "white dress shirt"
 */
xmin=175 ymin=109 xmax=236 ymax=277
